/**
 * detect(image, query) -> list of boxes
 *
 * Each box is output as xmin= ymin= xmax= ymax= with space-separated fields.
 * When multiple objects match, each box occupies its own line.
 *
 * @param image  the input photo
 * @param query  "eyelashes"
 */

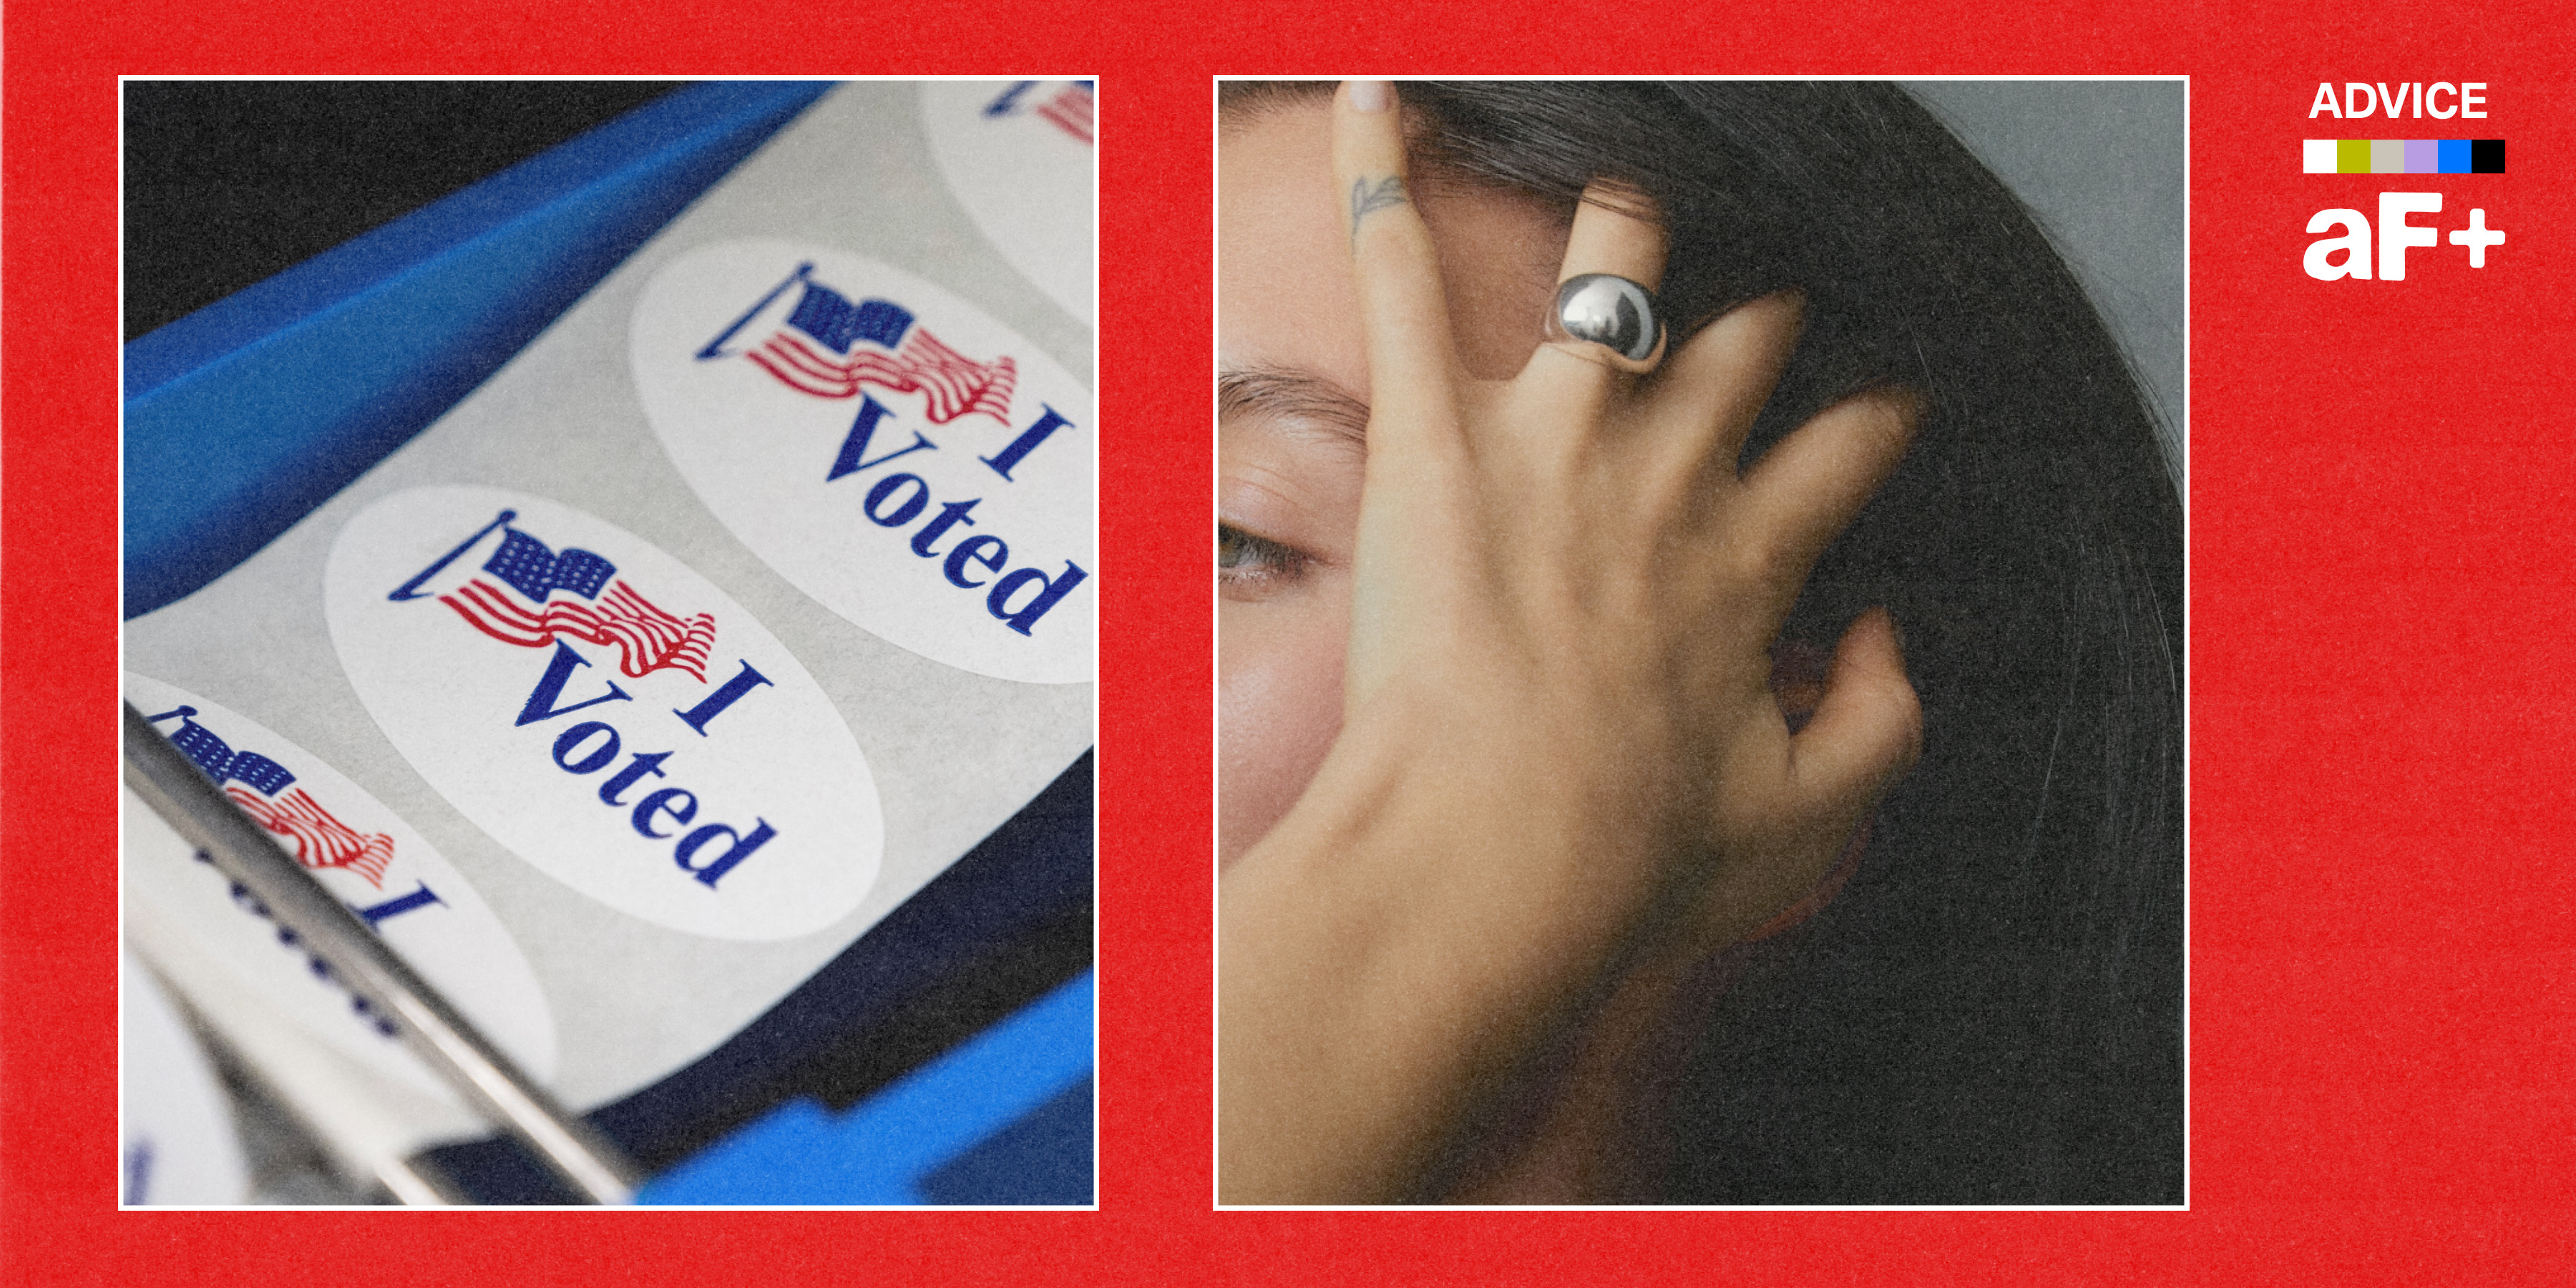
xmin=1219 ymin=523 xmax=1313 ymax=595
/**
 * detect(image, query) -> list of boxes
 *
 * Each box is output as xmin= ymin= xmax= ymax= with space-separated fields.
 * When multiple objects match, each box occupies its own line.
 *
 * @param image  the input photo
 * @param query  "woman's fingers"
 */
xmin=1644 ymin=291 xmax=1805 ymax=470
xmin=1785 ymin=608 xmax=1922 ymax=829
xmin=1732 ymin=386 xmax=1921 ymax=612
xmin=1516 ymin=180 xmax=1669 ymax=425
xmin=1331 ymin=80 xmax=1460 ymax=454
xmin=1691 ymin=610 xmax=1915 ymax=950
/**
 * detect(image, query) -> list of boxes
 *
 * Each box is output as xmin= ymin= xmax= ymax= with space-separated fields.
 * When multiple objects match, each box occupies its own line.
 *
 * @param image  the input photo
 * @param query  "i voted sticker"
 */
xmin=122 ymin=675 xmax=558 ymax=1097
xmin=919 ymin=80 xmax=1096 ymax=326
xmin=631 ymin=241 xmax=1094 ymax=686
xmin=324 ymin=486 xmax=884 ymax=941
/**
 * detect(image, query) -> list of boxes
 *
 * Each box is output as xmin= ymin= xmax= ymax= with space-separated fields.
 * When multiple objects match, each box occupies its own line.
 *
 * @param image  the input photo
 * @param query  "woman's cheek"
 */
xmin=1218 ymin=592 xmax=1350 ymax=869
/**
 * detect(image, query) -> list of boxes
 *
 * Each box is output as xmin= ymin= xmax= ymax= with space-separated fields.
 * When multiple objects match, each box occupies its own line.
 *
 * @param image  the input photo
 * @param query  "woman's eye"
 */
xmin=1219 ymin=524 xmax=1311 ymax=590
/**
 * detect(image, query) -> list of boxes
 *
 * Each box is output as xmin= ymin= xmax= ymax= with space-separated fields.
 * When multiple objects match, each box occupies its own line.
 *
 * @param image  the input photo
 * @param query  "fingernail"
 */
xmin=1347 ymin=79 xmax=1392 ymax=113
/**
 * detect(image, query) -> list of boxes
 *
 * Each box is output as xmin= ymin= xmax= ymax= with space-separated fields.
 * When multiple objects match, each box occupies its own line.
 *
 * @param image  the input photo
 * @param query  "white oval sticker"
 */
xmin=323 ymin=486 xmax=884 ymax=941
xmin=123 ymin=675 xmax=559 ymax=1095
xmin=120 ymin=948 xmax=251 ymax=1206
xmin=630 ymin=241 xmax=1095 ymax=685
xmin=919 ymin=80 xmax=1096 ymax=327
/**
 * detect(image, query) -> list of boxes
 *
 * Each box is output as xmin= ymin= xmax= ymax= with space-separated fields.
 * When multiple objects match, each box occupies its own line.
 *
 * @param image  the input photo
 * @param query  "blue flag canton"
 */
xmin=484 ymin=529 xmax=615 ymax=603
xmin=169 ymin=721 xmax=296 ymax=796
xmin=787 ymin=283 xmax=914 ymax=356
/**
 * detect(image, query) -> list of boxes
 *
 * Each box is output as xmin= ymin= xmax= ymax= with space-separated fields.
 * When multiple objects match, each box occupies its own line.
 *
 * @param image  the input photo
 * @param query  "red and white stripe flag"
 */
xmin=746 ymin=327 xmax=1018 ymax=426
xmin=439 ymin=578 xmax=716 ymax=682
xmin=228 ymin=785 xmax=394 ymax=888
xmin=1035 ymin=84 xmax=1093 ymax=144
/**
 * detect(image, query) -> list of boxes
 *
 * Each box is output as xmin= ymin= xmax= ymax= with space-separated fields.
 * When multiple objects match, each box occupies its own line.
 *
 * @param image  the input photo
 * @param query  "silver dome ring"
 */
xmin=1548 ymin=273 xmax=1665 ymax=370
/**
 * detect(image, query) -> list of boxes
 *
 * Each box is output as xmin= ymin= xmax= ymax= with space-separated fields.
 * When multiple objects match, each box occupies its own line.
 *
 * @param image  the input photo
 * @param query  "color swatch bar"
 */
xmin=2304 ymin=139 xmax=2504 ymax=173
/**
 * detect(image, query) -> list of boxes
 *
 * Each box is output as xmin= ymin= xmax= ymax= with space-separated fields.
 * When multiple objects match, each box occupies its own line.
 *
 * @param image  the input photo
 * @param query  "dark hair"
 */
xmin=1227 ymin=80 xmax=2185 ymax=1203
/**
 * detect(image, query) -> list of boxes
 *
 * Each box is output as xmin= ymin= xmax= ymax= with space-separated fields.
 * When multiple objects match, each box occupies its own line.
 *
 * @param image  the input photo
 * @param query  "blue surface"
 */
xmin=918 ymin=1074 xmax=1094 ymax=1205
xmin=422 ymin=748 xmax=1092 ymax=1203
xmin=122 ymin=80 xmax=834 ymax=620
xmin=638 ymin=973 xmax=1095 ymax=1206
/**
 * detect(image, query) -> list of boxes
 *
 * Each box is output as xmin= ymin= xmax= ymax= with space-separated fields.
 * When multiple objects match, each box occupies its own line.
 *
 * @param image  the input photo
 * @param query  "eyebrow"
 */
xmin=1217 ymin=366 xmax=1370 ymax=447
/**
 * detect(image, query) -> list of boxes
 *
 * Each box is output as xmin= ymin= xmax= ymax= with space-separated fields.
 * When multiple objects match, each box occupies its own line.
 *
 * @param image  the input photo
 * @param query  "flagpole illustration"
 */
xmin=389 ymin=509 xmax=516 ymax=602
xmin=693 ymin=260 xmax=814 ymax=360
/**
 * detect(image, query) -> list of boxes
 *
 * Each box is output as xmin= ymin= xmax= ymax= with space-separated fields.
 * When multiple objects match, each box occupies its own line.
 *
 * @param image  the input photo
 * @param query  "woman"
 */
xmin=1219 ymin=81 xmax=2183 ymax=1204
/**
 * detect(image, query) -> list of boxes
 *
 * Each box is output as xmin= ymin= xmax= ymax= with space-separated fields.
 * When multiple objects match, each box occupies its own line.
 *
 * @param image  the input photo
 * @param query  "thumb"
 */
xmin=1785 ymin=608 xmax=1922 ymax=823
xmin=1686 ymin=609 xmax=1918 ymax=952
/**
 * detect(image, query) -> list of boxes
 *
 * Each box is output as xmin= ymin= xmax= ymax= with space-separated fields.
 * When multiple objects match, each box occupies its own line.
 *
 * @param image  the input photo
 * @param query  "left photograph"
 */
xmin=119 ymin=79 xmax=1097 ymax=1206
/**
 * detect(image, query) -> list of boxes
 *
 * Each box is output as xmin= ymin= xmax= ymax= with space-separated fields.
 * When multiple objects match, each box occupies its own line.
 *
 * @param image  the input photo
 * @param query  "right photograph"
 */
xmin=1216 ymin=80 xmax=2185 ymax=1206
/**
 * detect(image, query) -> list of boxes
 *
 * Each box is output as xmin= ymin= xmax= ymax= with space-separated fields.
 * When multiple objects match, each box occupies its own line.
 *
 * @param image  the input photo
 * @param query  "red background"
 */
xmin=9 ymin=1 xmax=2572 ymax=1282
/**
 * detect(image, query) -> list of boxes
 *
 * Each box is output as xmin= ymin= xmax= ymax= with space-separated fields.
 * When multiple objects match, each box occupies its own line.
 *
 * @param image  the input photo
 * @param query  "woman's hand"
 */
xmin=1219 ymin=81 xmax=1922 ymax=1204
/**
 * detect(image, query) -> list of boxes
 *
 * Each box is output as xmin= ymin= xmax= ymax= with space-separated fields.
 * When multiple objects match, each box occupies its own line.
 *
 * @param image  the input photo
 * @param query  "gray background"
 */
xmin=1903 ymin=79 xmax=2187 ymax=479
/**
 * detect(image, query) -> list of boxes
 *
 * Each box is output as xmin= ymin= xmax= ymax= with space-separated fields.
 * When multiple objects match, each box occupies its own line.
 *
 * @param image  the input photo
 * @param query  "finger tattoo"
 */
xmin=1348 ymin=175 xmax=1407 ymax=245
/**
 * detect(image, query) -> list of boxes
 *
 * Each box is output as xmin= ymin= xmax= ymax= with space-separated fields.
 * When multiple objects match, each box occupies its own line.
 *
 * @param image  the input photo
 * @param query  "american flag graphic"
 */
xmin=167 ymin=718 xmax=296 ymax=796
xmin=743 ymin=280 xmax=1017 ymax=426
xmin=226 ymin=784 xmax=394 ymax=888
xmin=435 ymin=527 xmax=716 ymax=682
xmin=145 ymin=706 xmax=395 ymax=888
xmin=982 ymin=79 xmax=1093 ymax=145
xmin=1033 ymin=83 xmax=1093 ymax=145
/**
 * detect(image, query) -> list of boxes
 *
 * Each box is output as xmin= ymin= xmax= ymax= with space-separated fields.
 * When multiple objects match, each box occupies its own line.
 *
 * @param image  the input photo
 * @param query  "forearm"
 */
xmin=1216 ymin=705 xmax=1669 ymax=1204
xmin=1437 ymin=942 xmax=1742 ymax=1203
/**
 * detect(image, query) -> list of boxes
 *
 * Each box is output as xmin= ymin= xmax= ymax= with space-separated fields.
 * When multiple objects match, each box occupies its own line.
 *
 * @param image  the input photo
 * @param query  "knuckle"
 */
xmin=1714 ymin=532 xmax=1795 ymax=598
